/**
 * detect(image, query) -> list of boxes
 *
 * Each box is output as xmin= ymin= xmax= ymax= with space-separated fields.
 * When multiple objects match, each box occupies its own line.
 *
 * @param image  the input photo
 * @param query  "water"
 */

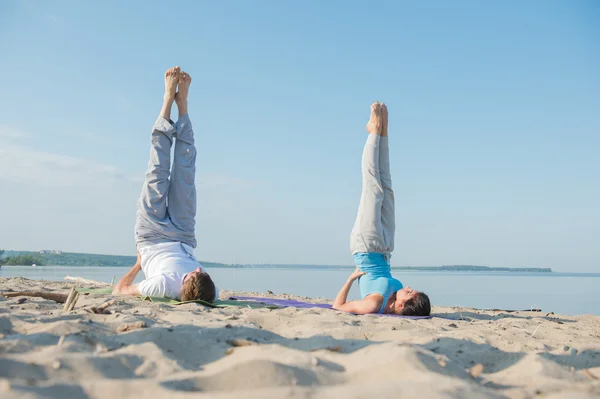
xmin=1 ymin=266 xmax=599 ymax=316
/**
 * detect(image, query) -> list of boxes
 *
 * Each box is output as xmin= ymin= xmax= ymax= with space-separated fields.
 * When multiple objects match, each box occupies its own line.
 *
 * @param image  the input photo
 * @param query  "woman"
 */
xmin=332 ymin=102 xmax=431 ymax=316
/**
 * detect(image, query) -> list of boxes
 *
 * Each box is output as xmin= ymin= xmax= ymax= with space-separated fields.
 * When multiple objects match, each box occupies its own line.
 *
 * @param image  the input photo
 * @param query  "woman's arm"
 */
xmin=332 ymin=268 xmax=381 ymax=314
xmin=332 ymin=277 xmax=357 ymax=309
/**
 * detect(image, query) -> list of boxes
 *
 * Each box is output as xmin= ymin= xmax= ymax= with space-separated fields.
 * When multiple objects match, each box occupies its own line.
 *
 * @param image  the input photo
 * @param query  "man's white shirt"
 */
xmin=137 ymin=242 xmax=218 ymax=300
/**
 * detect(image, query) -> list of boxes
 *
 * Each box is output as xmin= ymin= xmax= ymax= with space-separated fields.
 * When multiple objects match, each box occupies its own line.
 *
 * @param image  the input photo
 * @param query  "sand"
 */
xmin=0 ymin=277 xmax=599 ymax=399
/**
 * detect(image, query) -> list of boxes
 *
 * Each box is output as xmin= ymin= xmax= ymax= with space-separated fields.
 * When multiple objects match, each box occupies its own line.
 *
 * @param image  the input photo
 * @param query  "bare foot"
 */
xmin=381 ymin=102 xmax=388 ymax=137
xmin=164 ymin=66 xmax=180 ymax=101
xmin=160 ymin=66 xmax=180 ymax=121
xmin=366 ymin=101 xmax=382 ymax=135
xmin=175 ymin=71 xmax=192 ymax=118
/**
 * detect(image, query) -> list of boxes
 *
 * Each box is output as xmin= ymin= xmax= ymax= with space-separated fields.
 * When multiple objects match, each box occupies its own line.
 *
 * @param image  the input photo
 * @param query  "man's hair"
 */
xmin=180 ymin=272 xmax=216 ymax=302
xmin=400 ymin=292 xmax=431 ymax=316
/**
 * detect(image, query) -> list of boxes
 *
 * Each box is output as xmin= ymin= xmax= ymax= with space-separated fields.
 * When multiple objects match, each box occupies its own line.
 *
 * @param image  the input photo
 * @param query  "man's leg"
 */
xmin=167 ymin=71 xmax=197 ymax=248
xmin=379 ymin=103 xmax=395 ymax=253
xmin=135 ymin=66 xmax=180 ymax=248
xmin=350 ymin=102 xmax=387 ymax=254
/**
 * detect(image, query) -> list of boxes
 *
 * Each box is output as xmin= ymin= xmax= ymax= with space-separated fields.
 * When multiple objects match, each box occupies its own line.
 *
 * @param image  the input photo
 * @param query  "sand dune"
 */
xmin=1 ymin=277 xmax=599 ymax=398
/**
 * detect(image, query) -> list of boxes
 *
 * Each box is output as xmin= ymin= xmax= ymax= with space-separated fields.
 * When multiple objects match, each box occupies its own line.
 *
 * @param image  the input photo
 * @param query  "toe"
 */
xmin=371 ymin=103 xmax=381 ymax=115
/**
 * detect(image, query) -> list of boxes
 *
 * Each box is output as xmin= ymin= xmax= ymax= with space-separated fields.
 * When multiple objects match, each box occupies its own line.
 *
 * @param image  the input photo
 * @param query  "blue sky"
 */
xmin=0 ymin=0 xmax=598 ymax=271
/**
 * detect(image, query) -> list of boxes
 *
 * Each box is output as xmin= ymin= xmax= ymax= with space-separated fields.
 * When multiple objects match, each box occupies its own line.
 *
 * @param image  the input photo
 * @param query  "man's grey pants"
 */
xmin=349 ymin=134 xmax=395 ymax=255
xmin=135 ymin=114 xmax=197 ymax=249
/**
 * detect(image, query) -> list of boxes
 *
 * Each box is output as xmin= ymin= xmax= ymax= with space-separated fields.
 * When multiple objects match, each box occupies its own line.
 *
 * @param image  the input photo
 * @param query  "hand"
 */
xmin=348 ymin=267 xmax=367 ymax=282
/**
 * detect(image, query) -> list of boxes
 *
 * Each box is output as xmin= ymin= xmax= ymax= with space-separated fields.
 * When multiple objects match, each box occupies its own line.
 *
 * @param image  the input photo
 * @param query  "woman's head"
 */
xmin=392 ymin=287 xmax=431 ymax=316
xmin=181 ymin=268 xmax=216 ymax=302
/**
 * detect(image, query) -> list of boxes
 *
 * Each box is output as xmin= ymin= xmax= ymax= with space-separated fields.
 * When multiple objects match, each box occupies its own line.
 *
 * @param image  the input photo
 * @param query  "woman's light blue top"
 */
xmin=354 ymin=252 xmax=403 ymax=314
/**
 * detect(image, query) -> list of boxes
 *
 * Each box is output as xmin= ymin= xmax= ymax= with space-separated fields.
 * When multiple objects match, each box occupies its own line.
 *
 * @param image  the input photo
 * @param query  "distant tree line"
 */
xmin=0 ymin=249 xmax=229 ymax=268
xmin=1 ymin=250 xmax=138 ymax=267
xmin=0 ymin=250 xmax=45 ymax=266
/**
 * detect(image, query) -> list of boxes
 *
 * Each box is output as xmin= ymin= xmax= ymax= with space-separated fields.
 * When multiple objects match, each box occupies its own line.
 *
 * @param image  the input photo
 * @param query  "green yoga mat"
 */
xmin=146 ymin=296 xmax=279 ymax=308
xmin=77 ymin=287 xmax=113 ymax=294
xmin=76 ymin=287 xmax=279 ymax=309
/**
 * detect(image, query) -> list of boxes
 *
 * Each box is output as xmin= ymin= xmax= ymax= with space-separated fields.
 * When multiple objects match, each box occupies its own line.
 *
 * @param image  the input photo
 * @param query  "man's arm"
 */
xmin=112 ymin=253 xmax=142 ymax=296
xmin=332 ymin=267 xmax=381 ymax=314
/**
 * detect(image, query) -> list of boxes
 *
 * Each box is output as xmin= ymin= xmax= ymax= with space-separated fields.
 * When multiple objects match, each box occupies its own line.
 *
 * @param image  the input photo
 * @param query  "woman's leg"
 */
xmin=379 ymin=103 xmax=395 ymax=253
xmin=350 ymin=102 xmax=387 ymax=255
xmin=134 ymin=67 xmax=180 ymax=248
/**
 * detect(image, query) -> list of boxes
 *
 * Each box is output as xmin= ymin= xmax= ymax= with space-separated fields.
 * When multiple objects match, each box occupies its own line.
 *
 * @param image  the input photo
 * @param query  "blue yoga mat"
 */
xmin=230 ymin=296 xmax=431 ymax=319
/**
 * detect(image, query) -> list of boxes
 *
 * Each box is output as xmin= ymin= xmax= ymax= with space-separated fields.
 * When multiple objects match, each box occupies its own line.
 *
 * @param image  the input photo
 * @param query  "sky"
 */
xmin=0 ymin=0 xmax=598 ymax=272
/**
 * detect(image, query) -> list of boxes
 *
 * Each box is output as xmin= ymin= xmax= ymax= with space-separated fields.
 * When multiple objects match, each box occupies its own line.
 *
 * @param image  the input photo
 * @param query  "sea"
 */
xmin=1 ymin=266 xmax=599 ymax=316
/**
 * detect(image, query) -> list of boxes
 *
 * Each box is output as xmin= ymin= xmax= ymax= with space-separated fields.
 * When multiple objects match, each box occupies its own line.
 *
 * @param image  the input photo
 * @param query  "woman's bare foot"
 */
xmin=381 ymin=102 xmax=388 ymax=137
xmin=366 ymin=101 xmax=382 ymax=135
xmin=175 ymin=71 xmax=192 ymax=118
xmin=159 ymin=66 xmax=180 ymax=121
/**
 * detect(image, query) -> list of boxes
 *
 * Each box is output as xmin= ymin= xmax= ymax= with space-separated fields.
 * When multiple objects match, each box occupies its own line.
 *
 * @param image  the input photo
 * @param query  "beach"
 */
xmin=1 ymin=277 xmax=599 ymax=398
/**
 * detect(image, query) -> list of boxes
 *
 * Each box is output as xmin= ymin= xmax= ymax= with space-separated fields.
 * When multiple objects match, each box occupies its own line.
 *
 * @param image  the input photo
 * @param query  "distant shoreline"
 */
xmin=0 ymin=249 xmax=552 ymax=273
xmin=217 ymin=264 xmax=553 ymax=272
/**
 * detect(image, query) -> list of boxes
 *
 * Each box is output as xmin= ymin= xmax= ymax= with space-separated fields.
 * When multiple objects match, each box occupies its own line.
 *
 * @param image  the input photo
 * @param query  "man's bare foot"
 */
xmin=175 ymin=71 xmax=192 ymax=118
xmin=381 ymin=102 xmax=388 ymax=137
xmin=366 ymin=101 xmax=382 ymax=135
xmin=164 ymin=66 xmax=180 ymax=101
xmin=159 ymin=66 xmax=180 ymax=121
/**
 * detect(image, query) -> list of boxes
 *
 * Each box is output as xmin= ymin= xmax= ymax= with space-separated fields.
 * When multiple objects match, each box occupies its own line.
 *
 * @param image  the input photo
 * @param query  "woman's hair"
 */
xmin=180 ymin=272 xmax=216 ymax=302
xmin=400 ymin=292 xmax=431 ymax=316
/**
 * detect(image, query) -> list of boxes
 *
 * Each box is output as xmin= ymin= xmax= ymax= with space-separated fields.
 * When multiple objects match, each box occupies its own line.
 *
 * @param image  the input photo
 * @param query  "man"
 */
xmin=113 ymin=66 xmax=217 ymax=302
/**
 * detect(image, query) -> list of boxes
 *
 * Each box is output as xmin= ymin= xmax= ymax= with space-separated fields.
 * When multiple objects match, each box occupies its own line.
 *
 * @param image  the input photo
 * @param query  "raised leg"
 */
xmin=350 ymin=102 xmax=388 ymax=254
xmin=379 ymin=103 xmax=395 ymax=252
xmin=134 ymin=67 xmax=180 ymax=247
xmin=167 ymin=71 xmax=197 ymax=248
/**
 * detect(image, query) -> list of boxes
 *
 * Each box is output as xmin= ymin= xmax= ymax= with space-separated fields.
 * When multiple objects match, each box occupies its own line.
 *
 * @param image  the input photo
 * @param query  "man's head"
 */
xmin=392 ymin=286 xmax=431 ymax=316
xmin=181 ymin=267 xmax=216 ymax=302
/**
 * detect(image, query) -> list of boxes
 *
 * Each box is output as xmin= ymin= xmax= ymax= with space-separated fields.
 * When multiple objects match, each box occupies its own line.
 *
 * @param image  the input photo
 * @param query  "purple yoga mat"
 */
xmin=230 ymin=296 xmax=431 ymax=319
